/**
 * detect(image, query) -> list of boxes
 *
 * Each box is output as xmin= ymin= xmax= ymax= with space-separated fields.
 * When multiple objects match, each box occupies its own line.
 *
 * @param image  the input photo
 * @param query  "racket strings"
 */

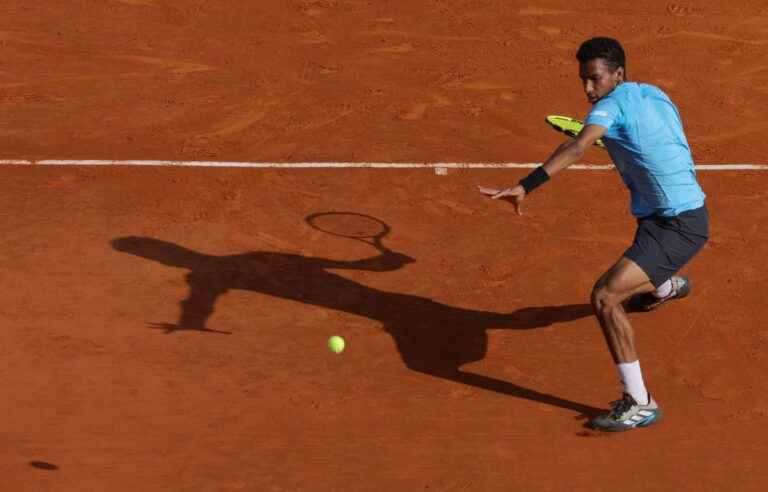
xmin=308 ymin=213 xmax=389 ymax=239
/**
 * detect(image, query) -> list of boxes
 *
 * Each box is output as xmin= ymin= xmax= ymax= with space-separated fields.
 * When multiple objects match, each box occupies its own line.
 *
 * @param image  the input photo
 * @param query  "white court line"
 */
xmin=0 ymin=160 xmax=767 ymax=170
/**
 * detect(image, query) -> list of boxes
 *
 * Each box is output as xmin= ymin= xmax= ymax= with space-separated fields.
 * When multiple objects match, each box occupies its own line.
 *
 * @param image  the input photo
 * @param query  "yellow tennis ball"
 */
xmin=328 ymin=335 xmax=345 ymax=354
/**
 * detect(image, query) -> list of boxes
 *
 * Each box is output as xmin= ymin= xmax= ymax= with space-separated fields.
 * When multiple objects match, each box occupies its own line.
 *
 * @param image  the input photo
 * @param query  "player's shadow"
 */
xmin=112 ymin=236 xmax=601 ymax=416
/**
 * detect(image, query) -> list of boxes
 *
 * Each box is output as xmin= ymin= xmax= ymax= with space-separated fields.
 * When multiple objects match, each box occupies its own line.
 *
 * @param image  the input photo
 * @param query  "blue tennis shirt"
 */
xmin=585 ymin=82 xmax=706 ymax=218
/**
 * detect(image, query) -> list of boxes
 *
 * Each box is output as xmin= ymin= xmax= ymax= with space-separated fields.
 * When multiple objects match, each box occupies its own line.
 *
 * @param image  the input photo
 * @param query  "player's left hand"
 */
xmin=477 ymin=185 xmax=526 ymax=215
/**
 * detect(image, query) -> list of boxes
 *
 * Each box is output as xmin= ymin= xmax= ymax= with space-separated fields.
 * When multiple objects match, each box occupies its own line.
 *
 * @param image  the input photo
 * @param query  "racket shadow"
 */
xmin=111 ymin=235 xmax=601 ymax=417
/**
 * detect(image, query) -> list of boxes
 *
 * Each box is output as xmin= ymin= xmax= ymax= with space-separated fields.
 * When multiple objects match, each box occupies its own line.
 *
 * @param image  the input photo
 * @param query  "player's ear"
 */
xmin=615 ymin=66 xmax=625 ymax=83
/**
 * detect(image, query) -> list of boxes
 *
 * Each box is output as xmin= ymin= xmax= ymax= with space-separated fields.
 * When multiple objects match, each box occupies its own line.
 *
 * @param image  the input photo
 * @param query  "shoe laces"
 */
xmin=608 ymin=394 xmax=635 ymax=418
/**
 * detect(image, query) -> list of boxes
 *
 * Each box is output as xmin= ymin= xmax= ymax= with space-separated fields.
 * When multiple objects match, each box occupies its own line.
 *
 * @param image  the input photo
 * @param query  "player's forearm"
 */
xmin=541 ymin=139 xmax=587 ymax=177
xmin=516 ymin=138 xmax=588 ymax=195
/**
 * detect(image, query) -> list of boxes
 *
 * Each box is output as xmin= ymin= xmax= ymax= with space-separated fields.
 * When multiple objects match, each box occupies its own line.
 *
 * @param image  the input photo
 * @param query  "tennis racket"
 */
xmin=545 ymin=114 xmax=606 ymax=149
xmin=306 ymin=212 xmax=391 ymax=253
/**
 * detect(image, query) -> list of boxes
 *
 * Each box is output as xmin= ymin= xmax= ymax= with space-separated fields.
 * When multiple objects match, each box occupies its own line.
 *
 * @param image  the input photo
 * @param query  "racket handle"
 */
xmin=371 ymin=237 xmax=393 ymax=254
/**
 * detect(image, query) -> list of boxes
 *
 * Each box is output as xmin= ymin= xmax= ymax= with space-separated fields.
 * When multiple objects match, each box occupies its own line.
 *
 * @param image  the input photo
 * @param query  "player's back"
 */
xmin=627 ymin=83 xmax=692 ymax=171
xmin=590 ymin=82 xmax=706 ymax=217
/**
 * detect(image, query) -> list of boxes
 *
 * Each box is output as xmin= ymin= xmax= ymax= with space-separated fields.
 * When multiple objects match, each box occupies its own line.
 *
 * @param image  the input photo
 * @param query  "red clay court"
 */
xmin=2 ymin=1 xmax=768 ymax=490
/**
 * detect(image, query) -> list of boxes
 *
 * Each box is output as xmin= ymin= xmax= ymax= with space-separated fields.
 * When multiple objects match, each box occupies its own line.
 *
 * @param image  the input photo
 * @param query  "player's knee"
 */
xmin=591 ymin=276 xmax=604 ymax=300
xmin=591 ymin=284 xmax=620 ymax=314
xmin=590 ymin=285 xmax=604 ymax=311
xmin=590 ymin=279 xmax=606 ymax=307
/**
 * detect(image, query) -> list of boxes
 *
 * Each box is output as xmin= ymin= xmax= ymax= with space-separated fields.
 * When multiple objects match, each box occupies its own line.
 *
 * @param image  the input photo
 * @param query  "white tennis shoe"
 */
xmin=589 ymin=393 xmax=662 ymax=432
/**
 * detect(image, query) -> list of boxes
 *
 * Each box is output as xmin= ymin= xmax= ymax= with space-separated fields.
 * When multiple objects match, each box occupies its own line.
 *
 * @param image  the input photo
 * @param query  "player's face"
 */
xmin=579 ymin=58 xmax=624 ymax=104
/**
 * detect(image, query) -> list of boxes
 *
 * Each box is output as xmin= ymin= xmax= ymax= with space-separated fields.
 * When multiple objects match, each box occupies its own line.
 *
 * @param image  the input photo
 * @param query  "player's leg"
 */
xmin=626 ymin=207 xmax=709 ymax=312
xmin=589 ymin=257 xmax=663 ymax=432
xmin=591 ymin=257 xmax=655 ymax=363
xmin=588 ymin=207 xmax=708 ymax=431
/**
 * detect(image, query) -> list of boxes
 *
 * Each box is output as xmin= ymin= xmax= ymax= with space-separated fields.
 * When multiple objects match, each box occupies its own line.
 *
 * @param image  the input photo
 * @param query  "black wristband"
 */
xmin=519 ymin=166 xmax=550 ymax=194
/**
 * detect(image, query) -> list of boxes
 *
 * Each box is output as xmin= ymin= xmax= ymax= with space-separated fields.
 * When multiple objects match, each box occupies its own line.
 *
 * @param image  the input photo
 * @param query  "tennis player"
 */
xmin=479 ymin=37 xmax=708 ymax=431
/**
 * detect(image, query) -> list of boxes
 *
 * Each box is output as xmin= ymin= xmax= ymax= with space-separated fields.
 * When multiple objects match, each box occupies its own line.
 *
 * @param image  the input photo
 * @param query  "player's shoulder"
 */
xmin=626 ymin=82 xmax=676 ymax=104
xmin=594 ymin=82 xmax=634 ymax=108
xmin=612 ymin=82 xmax=673 ymax=107
xmin=613 ymin=82 xmax=646 ymax=98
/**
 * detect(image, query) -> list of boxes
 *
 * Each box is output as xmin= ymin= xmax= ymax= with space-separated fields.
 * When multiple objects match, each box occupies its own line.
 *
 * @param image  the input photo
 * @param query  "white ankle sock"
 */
xmin=617 ymin=360 xmax=649 ymax=405
xmin=653 ymin=279 xmax=673 ymax=299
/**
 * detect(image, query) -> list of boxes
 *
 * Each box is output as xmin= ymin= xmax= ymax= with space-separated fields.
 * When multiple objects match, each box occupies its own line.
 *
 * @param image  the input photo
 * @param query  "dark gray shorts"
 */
xmin=623 ymin=205 xmax=709 ymax=288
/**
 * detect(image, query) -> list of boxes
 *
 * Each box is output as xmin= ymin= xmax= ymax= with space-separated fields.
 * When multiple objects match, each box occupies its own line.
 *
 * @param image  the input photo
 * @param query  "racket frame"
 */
xmin=305 ymin=212 xmax=391 ymax=252
xmin=545 ymin=114 xmax=606 ymax=148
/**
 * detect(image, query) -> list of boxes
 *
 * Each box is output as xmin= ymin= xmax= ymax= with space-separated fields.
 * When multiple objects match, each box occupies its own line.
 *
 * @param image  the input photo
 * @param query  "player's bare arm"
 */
xmin=477 ymin=123 xmax=606 ymax=215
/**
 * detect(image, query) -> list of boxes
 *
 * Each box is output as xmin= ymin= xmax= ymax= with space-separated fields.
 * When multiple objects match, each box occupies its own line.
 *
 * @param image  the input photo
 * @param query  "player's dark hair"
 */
xmin=576 ymin=37 xmax=626 ymax=73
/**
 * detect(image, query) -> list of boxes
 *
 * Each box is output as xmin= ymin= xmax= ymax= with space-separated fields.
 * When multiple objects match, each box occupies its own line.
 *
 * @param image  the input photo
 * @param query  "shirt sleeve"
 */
xmin=585 ymin=97 xmax=621 ymax=131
